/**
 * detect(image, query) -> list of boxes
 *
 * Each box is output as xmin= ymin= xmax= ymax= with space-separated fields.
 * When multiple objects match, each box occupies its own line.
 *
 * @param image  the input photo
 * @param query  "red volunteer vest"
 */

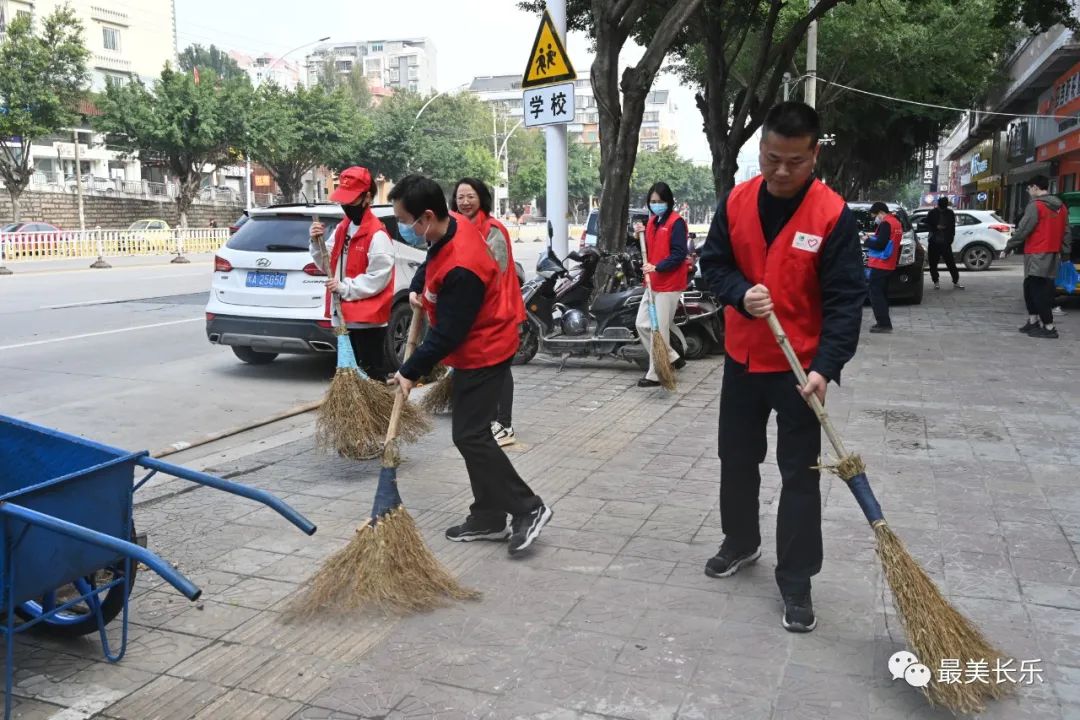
xmin=866 ymin=213 xmax=902 ymax=271
xmin=645 ymin=210 xmax=689 ymax=292
xmin=421 ymin=213 xmax=520 ymax=369
xmin=1024 ymin=199 xmax=1068 ymax=255
xmin=724 ymin=176 xmax=847 ymax=373
xmin=324 ymin=209 xmax=395 ymax=325
xmin=474 ymin=211 xmax=527 ymax=323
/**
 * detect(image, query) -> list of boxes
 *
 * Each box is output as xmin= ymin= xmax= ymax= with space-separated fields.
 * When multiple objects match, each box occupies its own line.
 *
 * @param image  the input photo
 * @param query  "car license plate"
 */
xmin=246 ymin=271 xmax=287 ymax=289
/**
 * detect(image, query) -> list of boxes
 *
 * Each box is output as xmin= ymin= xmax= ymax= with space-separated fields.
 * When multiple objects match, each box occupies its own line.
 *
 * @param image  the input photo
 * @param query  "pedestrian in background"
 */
xmin=451 ymin=177 xmax=526 ymax=447
xmin=700 ymin=101 xmax=866 ymax=633
xmin=922 ymin=197 xmax=964 ymax=290
xmin=865 ymin=202 xmax=902 ymax=333
xmin=632 ymin=181 xmax=688 ymax=388
xmin=308 ymin=166 xmax=396 ymax=380
xmin=392 ymin=175 xmax=551 ymax=555
xmin=1006 ymin=175 xmax=1071 ymax=339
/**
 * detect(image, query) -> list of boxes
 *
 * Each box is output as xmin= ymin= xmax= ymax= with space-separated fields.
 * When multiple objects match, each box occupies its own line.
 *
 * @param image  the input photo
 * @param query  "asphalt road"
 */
xmin=0 ymin=255 xmax=333 ymax=452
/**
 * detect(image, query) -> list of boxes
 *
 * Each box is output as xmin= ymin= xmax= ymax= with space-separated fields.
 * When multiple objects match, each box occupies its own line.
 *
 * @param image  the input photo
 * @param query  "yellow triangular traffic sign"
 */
xmin=522 ymin=9 xmax=577 ymax=89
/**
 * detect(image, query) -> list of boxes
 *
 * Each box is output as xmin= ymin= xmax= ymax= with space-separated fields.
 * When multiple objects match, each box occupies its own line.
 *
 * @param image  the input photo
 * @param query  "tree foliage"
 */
xmin=0 ymin=8 xmax=88 ymax=221
xmin=98 ymin=66 xmax=250 ymax=226
xmin=631 ymin=146 xmax=713 ymax=221
xmin=354 ymin=91 xmax=498 ymax=191
xmin=316 ymin=59 xmax=373 ymax=111
xmin=178 ymin=44 xmax=245 ymax=81
xmin=248 ymin=83 xmax=356 ymax=202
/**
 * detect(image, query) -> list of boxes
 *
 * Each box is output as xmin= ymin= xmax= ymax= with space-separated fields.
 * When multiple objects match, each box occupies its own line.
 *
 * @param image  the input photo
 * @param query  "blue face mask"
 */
xmin=398 ymin=216 xmax=427 ymax=247
xmin=649 ymin=202 xmax=668 ymax=216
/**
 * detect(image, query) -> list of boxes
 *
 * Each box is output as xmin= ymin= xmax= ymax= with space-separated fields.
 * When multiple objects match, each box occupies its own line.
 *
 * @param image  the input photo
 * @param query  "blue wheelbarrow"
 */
xmin=0 ymin=414 xmax=316 ymax=717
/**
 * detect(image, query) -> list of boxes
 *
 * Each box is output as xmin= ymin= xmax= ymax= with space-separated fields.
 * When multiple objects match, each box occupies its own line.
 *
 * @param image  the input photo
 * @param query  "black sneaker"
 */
xmin=673 ymin=356 xmax=687 ymax=370
xmin=1030 ymin=326 xmax=1060 ymax=339
xmin=869 ymin=325 xmax=893 ymax=334
xmin=637 ymin=378 xmax=661 ymax=388
xmin=704 ymin=542 xmax=761 ymax=578
xmin=782 ymin=591 xmax=816 ymax=633
xmin=508 ymin=504 xmax=553 ymax=556
xmin=445 ymin=515 xmax=510 ymax=543
xmin=1019 ymin=321 xmax=1040 ymax=333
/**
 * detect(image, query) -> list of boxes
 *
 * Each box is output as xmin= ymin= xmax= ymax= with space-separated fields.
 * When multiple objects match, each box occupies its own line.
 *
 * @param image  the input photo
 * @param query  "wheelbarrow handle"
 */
xmin=0 ymin=502 xmax=201 ymax=601
xmin=138 ymin=457 xmax=317 ymax=536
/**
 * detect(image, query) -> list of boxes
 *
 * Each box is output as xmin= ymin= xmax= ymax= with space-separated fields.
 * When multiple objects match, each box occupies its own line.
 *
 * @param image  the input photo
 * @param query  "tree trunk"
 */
xmin=8 ymin=187 xmax=22 ymax=223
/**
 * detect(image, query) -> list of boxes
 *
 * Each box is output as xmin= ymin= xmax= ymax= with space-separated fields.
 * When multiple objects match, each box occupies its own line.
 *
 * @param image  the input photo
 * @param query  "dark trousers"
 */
xmin=928 ymin=240 xmax=960 ymax=285
xmin=867 ymin=268 xmax=892 ymax=329
xmin=347 ymin=327 xmax=389 ymax=379
xmin=452 ymin=359 xmax=541 ymax=523
xmin=1023 ymin=275 xmax=1055 ymax=325
xmin=719 ymin=359 xmax=822 ymax=595
xmin=496 ymin=369 xmax=514 ymax=427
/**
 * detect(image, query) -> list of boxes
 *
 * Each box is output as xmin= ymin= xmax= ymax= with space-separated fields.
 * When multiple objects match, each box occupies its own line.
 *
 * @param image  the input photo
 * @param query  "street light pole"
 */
xmin=546 ymin=0 xmax=569 ymax=259
xmin=805 ymin=0 xmax=818 ymax=108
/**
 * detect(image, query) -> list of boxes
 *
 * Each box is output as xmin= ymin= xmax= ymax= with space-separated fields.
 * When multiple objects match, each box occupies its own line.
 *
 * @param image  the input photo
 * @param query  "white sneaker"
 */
xmin=1054 ymin=306 xmax=1066 ymax=316
xmin=492 ymin=422 xmax=516 ymax=447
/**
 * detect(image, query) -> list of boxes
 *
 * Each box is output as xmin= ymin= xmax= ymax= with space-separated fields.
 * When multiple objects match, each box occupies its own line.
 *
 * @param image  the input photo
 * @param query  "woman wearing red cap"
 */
xmin=309 ymin=166 xmax=396 ymax=379
xmin=451 ymin=177 xmax=526 ymax=447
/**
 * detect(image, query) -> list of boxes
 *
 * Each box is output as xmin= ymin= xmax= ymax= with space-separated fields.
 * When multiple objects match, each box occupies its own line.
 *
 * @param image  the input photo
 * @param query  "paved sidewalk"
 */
xmin=6 ymin=261 xmax=1080 ymax=719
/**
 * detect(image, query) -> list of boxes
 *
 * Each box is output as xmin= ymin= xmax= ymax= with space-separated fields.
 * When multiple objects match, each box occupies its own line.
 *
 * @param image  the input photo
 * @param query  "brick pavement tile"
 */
xmin=217 ymin=576 xmax=299 ymax=611
xmin=167 ymin=640 xmax=272 ymax=685
xmin=287 ymin=707 xmax=363 ymax=720
xmin=103 ymin=676 xmax=227 ymax=719
xmin=676 ymin=689 xmax=773 ymax=720
xmin=26 ymin=660 xmax=154 ymax=710
xmin=192 ymin=688 xmax=303 ymax=720
xmin=157 ymin=599 xmax=261 ymax=640
xmin=0 ymin=698 xmax=68 ymax=720
xmin=236 ymin=651 xmax=340 ymax=703
xmin=208 ymin=547 xmax=291 ymax=575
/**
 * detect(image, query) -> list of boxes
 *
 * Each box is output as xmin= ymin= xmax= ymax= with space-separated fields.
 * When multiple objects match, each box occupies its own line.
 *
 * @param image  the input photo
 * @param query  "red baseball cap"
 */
xmin=329 ymin=166 xmax=373 ymax=204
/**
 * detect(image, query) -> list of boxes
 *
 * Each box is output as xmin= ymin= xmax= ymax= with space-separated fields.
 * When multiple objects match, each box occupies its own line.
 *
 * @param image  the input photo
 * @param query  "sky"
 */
xmin=173 ymin=0 xmax=716 ymax=165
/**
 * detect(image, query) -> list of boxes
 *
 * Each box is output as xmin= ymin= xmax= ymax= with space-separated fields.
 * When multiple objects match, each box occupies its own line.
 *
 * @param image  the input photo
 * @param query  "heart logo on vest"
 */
xmin=792 ymin=232 xmax=823 ymax=254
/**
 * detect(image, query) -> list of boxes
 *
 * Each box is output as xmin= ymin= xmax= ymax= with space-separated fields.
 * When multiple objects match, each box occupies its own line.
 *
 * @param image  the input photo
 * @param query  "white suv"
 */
xmin=910 ymin=208 xmax=1012 ymax=271
xmin=205 ymin=203 xmax=426 ymax=368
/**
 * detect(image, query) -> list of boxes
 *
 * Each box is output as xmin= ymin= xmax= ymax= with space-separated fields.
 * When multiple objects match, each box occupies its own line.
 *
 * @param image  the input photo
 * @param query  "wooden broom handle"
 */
xmin=636 ymin=231 xmax=653 ymax=293
xmin=384 ymin=307 xmax=425 ymax=445
xmin=311 ymin=215 xmax=345 ymax=325
xmin=764 ymin=312 xmax=848 ymax=459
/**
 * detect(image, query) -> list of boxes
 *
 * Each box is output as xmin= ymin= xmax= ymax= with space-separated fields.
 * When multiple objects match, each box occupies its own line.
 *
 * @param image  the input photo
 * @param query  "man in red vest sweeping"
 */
xmin=390 ymin=175 xmax=552 ymax=556
xmin=699 ymin=102 xmax=866 ymax=633
xmin=1005 ymin=175 xmax=1071 ymax=339
xmin=309 ymin=166 xmax=395 ymax=379
xmin=865 ymin=202 xmax=903 ymax=334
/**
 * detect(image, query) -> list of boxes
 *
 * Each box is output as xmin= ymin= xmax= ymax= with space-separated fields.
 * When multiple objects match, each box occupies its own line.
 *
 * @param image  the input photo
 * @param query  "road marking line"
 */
xmin=41 ymin=298 xmax=130 ymax=309
xmin=0 ymin=317 xmax=202 ymax=351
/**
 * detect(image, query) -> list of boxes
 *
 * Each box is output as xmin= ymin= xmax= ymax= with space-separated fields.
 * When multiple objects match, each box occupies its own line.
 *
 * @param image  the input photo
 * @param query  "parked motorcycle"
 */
xmin=515 ymin=247 xmax=719 ymax=368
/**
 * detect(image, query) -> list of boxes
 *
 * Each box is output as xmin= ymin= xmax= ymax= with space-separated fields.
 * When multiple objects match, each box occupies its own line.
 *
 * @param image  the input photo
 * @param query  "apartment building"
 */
xmin=305 ymin=38 xmax=437 ymax=95
xmin=231 ymin=50 xmax=301 ymax=90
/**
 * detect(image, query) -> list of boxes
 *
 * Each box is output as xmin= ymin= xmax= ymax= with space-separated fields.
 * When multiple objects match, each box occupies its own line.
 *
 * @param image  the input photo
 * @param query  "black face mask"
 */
xmin=343 ymin=203 xmax=366 ymax=224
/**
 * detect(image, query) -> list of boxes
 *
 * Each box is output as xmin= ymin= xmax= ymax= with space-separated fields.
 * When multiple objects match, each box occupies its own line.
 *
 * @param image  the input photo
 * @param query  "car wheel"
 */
xmin=962 ymin=244 xmax=994 ymax=272
xmin=232 ymin=346 xmax=278 ymax=364
xmin=385 ymin=300 xmax=415 ymax=371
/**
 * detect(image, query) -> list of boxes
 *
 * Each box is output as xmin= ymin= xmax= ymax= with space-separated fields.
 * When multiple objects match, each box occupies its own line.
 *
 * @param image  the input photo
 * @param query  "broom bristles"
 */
xmin=874 ymin=522 xmax=1012 ymax=714
xmin=287 ymin=506 xmax=480 ymax=617
xmin=316 ymin=369 xmax=393 ymax=459
xmin=419 ymin=373 xmax=454 ymax=414
xmin=651 ymin=332 xmax=677 ymax=391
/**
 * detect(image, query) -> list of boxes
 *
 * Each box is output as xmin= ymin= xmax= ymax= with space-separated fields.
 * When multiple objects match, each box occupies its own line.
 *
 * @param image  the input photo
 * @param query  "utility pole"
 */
xmin=805 ymin=0 xmax=818 ymax=108
xmin=546 ymin=0 xmax=569 ymax=259
xmin=73 ymin=129 xmax=86 ymax=232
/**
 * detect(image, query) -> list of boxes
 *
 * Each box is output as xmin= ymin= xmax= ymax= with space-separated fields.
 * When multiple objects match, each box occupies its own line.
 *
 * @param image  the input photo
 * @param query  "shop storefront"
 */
xmin=1035 ymin=60 xmax=1080 ymax=197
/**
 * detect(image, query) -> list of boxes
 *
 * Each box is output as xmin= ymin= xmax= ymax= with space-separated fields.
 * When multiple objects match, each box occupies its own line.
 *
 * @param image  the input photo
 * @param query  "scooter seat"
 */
xmin=590 ymin=288 xmax=639 ymax=317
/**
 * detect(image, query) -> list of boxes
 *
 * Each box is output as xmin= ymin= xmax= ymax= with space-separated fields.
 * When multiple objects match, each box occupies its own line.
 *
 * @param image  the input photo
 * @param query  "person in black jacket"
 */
xmin=922 ymin=197 xmax=964 ymax=290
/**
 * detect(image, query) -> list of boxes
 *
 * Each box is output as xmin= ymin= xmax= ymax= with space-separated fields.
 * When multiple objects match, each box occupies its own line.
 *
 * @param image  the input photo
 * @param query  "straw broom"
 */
xmin=312 ymin=221 xmax=430 ymax=460
xmin=766 ymin=313 xmax=1010 ymax=715
xmin=419 ymin=366 xmax=454 ymax=415
xmin=637 ymin=232 xmax=677 ymax=390
xmin=290 ymin=307 xmax=479 ymax=615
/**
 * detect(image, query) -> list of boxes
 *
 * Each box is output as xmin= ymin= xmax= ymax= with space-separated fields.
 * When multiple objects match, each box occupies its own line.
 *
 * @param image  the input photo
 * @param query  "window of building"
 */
xmin=408 ymin=55 xmax=419 ymax=66
xmin=370 ymin=43 xmax=383 ymax=53
xmin=1064 ymin=174 xmax=1077 ymax=193
xmin=643 ymin=111 xmax=660 ymax=122
xmin=408 ymin=66 xmax=418 ymax=81
xmin=17 ymin=10 xmax=30 ymax=21
xmin=389 ymin=68 xmax=399 ymax=83
xmin=409 ymin=81 xmax=418 ymax=92
xmin=102 ymin=26 xmax=120 ymax=51
xmin=575 ymin=79 xmax=588 ymax=88
xmin=103 ymin=72 xmax=126 ymax=87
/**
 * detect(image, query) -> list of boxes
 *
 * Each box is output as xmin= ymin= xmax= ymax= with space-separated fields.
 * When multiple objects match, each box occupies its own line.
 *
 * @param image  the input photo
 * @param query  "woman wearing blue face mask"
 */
xmin=632 ymin=181 xmax=689 ymax=387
